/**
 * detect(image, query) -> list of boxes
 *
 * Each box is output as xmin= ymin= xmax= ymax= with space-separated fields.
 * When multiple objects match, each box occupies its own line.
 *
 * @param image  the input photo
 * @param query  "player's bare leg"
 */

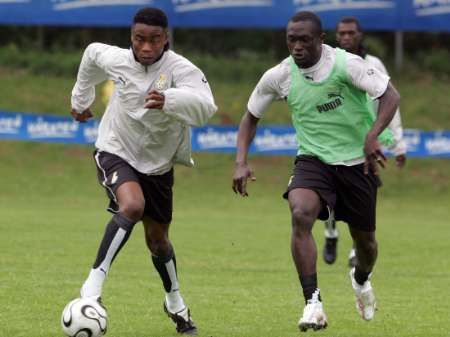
xmin=348 ymin=228 xmax=377 ymax=320
xmin=289 ymin=188 xmax=328 ymax=332
xmin=81 ymin=181 xmax=144 ymax=299
xmin=143 ymin=217 xmax=197 ymax=335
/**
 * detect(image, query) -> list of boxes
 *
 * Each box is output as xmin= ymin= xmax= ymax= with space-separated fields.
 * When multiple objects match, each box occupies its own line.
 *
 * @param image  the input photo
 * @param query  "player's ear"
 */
xmin=164 ymin=28 xmax=170 ymax=51
xmin=164 ymin=28 xmax=169 ymax=42
xmin=130 ymin=25 xmax=135 ymax=42
xmin=320 ymin=32 xmax=326 ymax=43
xmin=358 ymin=31 xmax=364 ymax=41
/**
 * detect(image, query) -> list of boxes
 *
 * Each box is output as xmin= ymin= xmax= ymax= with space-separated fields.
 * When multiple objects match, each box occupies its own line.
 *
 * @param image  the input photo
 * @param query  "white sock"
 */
xmin=80 ymin=268 xmax=106 ymax=298
xmin=324 ymin=228 xmax=338 ymax=239
xmin=348 ymin=248 xmax=356 ymax=259
xmin=164 ymin=259 xmax=185 ymax=312
xmin=165 ymin=290 xmax=185 ymax=313
xmin=80 ymin=227 xmax=127 ymax=298
xmin=324 ymin=210 xmax=338 ymax=239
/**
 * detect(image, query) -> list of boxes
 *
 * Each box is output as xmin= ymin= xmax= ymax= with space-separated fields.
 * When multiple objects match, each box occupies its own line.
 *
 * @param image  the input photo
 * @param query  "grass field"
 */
xmin=0 ymin=54 xmax=449 ymax=336
xmin=0 ymin=141 xmax=449 ymax=337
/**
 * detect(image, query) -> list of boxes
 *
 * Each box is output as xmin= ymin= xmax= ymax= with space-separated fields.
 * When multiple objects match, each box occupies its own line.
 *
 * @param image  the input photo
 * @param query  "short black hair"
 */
xmin=133 ymin=7 xmax=168 ymax=28
xmin=289 ymin=11 xmax=323 ymax=35
xmin=337 ymin=16 xmax=362 ymax=32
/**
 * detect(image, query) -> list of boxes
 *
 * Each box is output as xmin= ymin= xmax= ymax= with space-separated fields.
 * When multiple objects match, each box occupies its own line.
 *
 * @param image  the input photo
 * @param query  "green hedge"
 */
xmin=418 ymin=48 xmax=450 ymax=79
xmin=0 ymin=44 xmax=82 ymax=77
xmin=1 ymin=43 xmax=449 ymax=80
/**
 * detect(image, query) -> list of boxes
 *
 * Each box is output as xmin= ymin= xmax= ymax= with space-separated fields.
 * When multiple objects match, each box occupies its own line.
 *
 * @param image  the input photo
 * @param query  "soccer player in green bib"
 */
xmin=232 ymin=11 xmax=400 ymax=332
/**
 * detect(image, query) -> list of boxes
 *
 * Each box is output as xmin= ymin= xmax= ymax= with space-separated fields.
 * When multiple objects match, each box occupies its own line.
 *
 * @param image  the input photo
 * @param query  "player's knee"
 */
xmin=291 ymin=206 xmax=316 ymax=232
xmin=357 ymin=238 xmax=378 ymax=256
xmin=147 ymin=236 xmax=170 ymax=256
xmin=366 ymin=239 xmax=378 ymax=255
xmin=120 ymin=199 xmax=145 ymax=222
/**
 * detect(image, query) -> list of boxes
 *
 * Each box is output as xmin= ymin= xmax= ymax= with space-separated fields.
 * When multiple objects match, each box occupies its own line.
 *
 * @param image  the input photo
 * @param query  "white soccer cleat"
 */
xmin=298 ymin=291 xmax=328 ymax=332
xmin=349 ymin=267 xmax=376 ymax=320
xmin=164 ymin=301 xmax=197 ymax=335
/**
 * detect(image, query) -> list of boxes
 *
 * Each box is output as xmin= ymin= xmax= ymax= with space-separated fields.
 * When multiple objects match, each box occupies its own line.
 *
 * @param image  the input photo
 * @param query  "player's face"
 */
xmin=336 ymin=22 xmax=362 ymax=53
xmin=286 ymin=20 xmax=323 ymax=68
xmin=131 ymin=23 xmax=168 ymax=66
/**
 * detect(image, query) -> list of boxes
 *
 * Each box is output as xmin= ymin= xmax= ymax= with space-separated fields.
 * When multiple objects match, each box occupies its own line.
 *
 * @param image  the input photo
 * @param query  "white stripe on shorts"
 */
xmin=94 ymin=151 xmax=118 ymax=204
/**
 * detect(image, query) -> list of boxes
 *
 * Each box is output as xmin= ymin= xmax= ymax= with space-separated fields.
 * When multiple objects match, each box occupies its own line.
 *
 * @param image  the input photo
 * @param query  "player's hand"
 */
xmin=363 ymin=132 xmax=387 ymax=175
xmin=144 ymin=90 xmax=165 ymax=109
xmin=232 ymin=162 xmax=256 ymax=197
xmin=71 ymin=108 xmax=93 ymax=123
xmin=395 ymin=154 xmax=406 ymax=168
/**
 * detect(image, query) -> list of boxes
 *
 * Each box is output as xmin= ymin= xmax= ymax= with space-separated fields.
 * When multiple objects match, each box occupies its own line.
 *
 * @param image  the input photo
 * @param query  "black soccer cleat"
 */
xmin=164 ymin=302 xmax=197 ymax=335
xmin=323 ymin=238 xmax=338 ymax=264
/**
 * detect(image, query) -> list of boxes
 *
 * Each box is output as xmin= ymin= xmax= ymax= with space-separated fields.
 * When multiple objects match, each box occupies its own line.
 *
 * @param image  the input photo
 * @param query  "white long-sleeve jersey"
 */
xmin=365 ymin=54 xmax=406 ymax=156
xmin=72 ymin=43 xmax=217 ymax=175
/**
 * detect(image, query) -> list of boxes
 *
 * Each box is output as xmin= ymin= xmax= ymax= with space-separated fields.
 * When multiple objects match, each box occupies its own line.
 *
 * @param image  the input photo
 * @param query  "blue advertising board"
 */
xmin=1 ymin=111 xmax=449 ymax=158
xmin=0 ymin=0 xmax=449 ymax=31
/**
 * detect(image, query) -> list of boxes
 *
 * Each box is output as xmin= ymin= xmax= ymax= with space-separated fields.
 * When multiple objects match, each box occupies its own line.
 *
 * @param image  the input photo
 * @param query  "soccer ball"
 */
xmin=61 ymin=297 xmax=108 ymax=337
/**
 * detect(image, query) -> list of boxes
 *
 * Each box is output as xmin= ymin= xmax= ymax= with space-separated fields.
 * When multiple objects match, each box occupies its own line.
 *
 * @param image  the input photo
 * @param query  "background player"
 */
xmin=323 ymin=16 xmax=407 ymax=267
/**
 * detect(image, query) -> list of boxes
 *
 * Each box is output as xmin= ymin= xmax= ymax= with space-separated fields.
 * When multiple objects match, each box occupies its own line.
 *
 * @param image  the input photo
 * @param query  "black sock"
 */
xmin=300 ymin=273 xmax=321 ymax=303
xmin=354 ymin=267 xmax=370 ymax=286
xmin=152 ymin=247 xmax=177 ymax=292
xmin=93 ymin=213 xmax=136 ymax=269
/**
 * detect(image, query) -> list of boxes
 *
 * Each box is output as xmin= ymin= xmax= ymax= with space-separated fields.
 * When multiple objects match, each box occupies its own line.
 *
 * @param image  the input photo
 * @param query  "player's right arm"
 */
xmin=233 ymin=111 xmax=259 ymax=196
xmin=232 ymin=64 xmax=284 ymax=196
xmin=71 ymin=43 xmax=112 ymax=122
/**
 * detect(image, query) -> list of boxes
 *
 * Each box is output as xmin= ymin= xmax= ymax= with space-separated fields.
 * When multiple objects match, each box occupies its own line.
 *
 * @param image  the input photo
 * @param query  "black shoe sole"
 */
xmin=299 ymin=322 xmax=328 ymax=332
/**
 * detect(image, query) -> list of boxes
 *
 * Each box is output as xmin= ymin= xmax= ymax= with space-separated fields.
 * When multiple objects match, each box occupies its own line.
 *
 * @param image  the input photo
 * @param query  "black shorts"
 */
xmin=283 ymin=155 xmax=381 ymax=232
xmin=94 ymin=150 xmax=174 ymax=224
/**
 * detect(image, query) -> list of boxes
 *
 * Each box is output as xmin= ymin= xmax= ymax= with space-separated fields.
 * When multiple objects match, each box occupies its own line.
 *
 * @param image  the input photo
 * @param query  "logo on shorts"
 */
xmin=288 ymin=175 xmax=294 ymax=187
xmin=111 ymin=171 xmax=119 ymax=184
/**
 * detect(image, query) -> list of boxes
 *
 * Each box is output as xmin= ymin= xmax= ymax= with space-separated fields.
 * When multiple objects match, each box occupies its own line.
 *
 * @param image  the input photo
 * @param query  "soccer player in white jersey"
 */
xmin=232 ymin=11 xmax=400 ymax=332
xmin=69 ymin=7 xmax=217 ymax=335
xmin=322 ymin=16 xmax=407 ymax=267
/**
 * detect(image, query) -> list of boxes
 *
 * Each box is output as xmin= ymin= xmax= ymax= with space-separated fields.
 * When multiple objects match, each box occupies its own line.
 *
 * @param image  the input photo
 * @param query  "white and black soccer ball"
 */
xmin=61 ymin=297 xmax=108 ymax=337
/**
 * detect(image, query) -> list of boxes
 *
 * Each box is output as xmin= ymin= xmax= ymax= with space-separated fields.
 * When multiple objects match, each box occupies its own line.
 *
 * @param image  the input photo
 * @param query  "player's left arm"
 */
xmin=370 ymin=56 xmax=407 ymax=167
xmin=365 ymin=82 xmax=400 ymax=174
xmin=145 ymin=64 xmax=217 ymax=126
xmin=347 ymin=56 xmax=400 ymax=174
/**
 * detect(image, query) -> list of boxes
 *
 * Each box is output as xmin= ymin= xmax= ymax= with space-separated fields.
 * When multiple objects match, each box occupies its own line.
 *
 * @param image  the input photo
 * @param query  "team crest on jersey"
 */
xmin=155 ymin=74 xmax=168 ymax=90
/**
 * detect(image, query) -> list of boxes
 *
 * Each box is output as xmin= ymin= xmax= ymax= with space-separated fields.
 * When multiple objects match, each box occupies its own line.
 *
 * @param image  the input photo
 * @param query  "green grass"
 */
xmin=0 ymin=141 xmax=449 ymax=337
xmin=0 ymin=55 xmax=449 ymax=336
